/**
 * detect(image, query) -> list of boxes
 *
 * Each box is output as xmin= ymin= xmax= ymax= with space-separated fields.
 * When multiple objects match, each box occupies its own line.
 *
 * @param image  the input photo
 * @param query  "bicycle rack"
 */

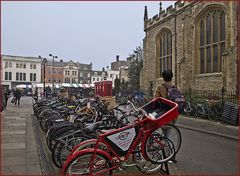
xmin=159 ymin=162 xmax=170 ymax=175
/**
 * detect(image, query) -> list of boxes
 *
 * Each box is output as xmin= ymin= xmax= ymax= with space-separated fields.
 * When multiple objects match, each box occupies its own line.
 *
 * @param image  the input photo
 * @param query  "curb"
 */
xmin=177 ymin=124 xmax=239 ymax=141
xmin=32 ymin=115 xmax=57 ymax=174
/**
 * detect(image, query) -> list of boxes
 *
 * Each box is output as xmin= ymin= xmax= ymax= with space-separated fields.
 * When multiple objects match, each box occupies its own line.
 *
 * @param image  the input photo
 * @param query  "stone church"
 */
xmin=140 ymin=1 xmax=238 ymax=97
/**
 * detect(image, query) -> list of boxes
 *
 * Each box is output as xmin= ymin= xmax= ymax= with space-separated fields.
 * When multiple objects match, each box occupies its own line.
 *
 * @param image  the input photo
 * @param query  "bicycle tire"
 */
xmin=62 ymin=151 xmax=112 ymax=176
xmin=144 ymin=134 xmax=175 ymax=164
xmin=52 ymin=135 xmax=84 ymax=168
xmin=132 ymin=145 xmax=163 ymax=174
xmin=161 ymin=124 xmax=182 ymax=155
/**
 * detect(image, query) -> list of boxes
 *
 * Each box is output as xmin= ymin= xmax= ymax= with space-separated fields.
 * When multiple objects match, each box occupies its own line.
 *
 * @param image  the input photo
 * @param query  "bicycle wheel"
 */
xmin=209 ymin=107 xmax=218 ymax=121
xmin=162 ymin=124 xmax=182 ymax=155
xmin=184 ymin=104 xmax=196 ymax=117
xmin=132 ymin=145 xmax=163 ymax=174
xmin=144 ymin=133 xmax=175 ymax=164
xmin=53 ymin=135 xmax=84 ymax=168
xmin=63 ymin=151 xmax=112 ymax=176
xmin=196 ymin=106 xmax=205 ymax=118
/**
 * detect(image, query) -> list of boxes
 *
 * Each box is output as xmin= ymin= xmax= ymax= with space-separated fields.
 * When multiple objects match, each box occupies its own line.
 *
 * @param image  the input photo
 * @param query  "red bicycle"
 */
xmin=61 ymin=97 xmax=179 ymax=175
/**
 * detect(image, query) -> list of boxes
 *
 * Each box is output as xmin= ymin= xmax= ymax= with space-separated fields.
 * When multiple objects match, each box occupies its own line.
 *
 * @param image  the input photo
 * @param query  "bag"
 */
xmin=11 ymin=97 xmax=16 ymax=104
xmin=162 ymin=83 xmax=185 ymax=112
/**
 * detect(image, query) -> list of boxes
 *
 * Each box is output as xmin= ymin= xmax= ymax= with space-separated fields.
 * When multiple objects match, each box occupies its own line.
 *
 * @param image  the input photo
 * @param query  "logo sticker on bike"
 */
xmin=107 ymin=128 xmax=136 ymax=151
xmin=117 ymin=131 xmax=129 ymax=140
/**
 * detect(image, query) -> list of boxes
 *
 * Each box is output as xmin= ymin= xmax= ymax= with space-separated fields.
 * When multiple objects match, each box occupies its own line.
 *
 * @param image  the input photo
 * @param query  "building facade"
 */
xmin=63 ymin=60 xmax=79 ymax=84
xmin=106 ymin=69 xmax=120 ymax=88
xmin=1 ymin=55 xmax=41 ymax=89
xmin=91 ymin=71 xmax=107 ymax=84
xmin=41 ymin=59 xmax=64 ymax=85
xmin=111 ymin=55 xmax=129 ymax=71
xmin=140 ymin=1 xmax=237 ymax=97
xmin=78 ymin=62 xmax=92 ymax=84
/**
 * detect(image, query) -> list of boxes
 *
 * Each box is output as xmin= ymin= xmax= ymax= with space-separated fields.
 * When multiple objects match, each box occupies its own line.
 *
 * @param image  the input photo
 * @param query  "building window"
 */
xmin=30 ymin=64 xmax=32 ymax=69
xmin=16 ymin=73 xmax=19 ymax=80
xmin=20 ymin=63 xmax=23 ymax=68
xmin=30 ymin=73 xmax=36 ymax=81
xmin=23 ymin=63 xmax=26 ymax=68
xmin=9 ymin=62 xmax=12 ymax=68
xmin=16 ymin=63 xmax=19 ymax=68
xmin=97 ymin=78 xmax=99 ymax=82
xmin=20 ymin=73 xmax=23 ymax=81
xmin=23 ymin=73 xmax=26 ymax=81
xmin=93 ymin=78 xmax=95 ymax=81
xmin=72 ymin=78 xmax=76 ymax=83
xmin=198 ymin=9 xmax=225 ymax=74
xmin=5 ymin=62 xmax=8 ymax=68
xmin=156 ymin=29 xmax=172 ymax=77
xmin=65 ymin=78 xmax=70 ymax=83
xmin=5 ymin=72 xmax=12 ymax=80
xmin=68 ymin=71 xmax=70 ymax=75
xmin=33 ymin=64 xmax=36 ymax=69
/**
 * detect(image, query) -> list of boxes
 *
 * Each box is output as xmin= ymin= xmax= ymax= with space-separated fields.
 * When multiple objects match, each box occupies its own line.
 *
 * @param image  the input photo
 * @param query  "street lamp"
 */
xmin=39 ymin=56 xmax=48 ymax=97
xmin=49 ymin=54 xmax=58 ymax=89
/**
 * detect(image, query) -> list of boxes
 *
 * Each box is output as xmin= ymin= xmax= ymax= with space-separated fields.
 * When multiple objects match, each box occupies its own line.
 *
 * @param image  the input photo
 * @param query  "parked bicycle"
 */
xmin=61 ymin=97 xmax=179 ymax=175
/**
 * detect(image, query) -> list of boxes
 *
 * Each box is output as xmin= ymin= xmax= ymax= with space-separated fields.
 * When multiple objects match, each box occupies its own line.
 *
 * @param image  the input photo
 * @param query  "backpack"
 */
xmin=162 ymin=83 xmax=185 ymax=112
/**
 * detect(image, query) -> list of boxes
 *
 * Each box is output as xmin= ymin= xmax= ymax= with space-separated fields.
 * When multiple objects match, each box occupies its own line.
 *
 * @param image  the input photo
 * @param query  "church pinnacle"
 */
xmin=144 ymin=6 xmax=148 ymax=21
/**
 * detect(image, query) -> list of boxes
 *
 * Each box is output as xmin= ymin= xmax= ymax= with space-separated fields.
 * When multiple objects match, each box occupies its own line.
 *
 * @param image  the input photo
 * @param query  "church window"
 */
xmin=198 ymin=9 xmax=225 ymax=74
xmin=157 ymin=29 xmax=172 ymax=77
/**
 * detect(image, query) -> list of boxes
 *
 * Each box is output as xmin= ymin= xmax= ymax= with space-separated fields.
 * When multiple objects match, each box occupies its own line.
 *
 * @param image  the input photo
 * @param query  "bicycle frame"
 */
xmin=62 ymin=97 xmax=178 ymax=176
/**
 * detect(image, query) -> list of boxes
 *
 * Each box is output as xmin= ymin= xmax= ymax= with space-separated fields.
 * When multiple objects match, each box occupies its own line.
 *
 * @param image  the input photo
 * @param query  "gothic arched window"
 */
xmin=198 ymin=9 xmax=225 ymax=74
xmin=156 ymin=29 xmax=172 ymax=77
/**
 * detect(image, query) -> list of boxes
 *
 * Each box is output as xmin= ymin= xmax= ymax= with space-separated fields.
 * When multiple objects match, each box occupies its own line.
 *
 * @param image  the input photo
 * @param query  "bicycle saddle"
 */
xmin=84 ymin=121 xmax=102 ymax=133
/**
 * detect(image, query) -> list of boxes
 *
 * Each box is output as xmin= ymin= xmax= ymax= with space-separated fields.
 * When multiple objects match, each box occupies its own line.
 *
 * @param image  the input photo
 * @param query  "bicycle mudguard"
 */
xmin=69 ymin=139 xmax=98 ymax=156
xmin=61 ymin=148 xmax=113 ymax=175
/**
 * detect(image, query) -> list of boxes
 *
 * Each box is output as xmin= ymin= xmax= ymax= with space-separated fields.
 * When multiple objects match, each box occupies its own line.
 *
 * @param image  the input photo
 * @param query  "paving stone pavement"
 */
xmin=1 ymin=96 xmax=42 ymax=175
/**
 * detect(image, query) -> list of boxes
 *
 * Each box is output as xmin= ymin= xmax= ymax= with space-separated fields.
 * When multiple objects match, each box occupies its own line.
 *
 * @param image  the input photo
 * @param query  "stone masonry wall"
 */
xmin=141 ymin=1 xmax=237 ymax=97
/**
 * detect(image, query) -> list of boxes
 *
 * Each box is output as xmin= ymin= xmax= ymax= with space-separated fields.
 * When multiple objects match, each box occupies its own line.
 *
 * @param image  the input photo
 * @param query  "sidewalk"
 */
xmin=176 ymin=114 xmax=239 ymax=140
xmin=1 ymin=97 xmax=42 ymax=175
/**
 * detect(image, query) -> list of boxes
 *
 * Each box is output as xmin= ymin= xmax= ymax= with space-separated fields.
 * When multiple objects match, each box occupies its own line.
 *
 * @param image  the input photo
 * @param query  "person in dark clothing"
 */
xmin=14 ymin=88 xmax=22 ymax=106
xmin=46 ymin=86 xmax=52 ymax=99
xmin=4 ymin=88 xmax=11 ymax=107
xmin=34 ymin=88 xmax=38 ymax=101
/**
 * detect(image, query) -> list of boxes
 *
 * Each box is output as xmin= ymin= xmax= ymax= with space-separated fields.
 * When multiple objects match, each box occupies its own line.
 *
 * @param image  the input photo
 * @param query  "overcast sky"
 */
xmin=2 ymin=1 xmax=175 ymax=70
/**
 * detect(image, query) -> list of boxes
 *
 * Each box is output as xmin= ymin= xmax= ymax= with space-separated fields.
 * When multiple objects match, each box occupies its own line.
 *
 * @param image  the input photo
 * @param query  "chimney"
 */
xmin=116 ymin=55 xmax=119 ymax=62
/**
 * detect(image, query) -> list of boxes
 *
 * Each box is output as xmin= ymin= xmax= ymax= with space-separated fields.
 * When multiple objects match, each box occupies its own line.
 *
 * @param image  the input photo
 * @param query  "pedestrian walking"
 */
xmin=4 ymin=88 xmax=11 ymax=107
xmin=46 ymin=86 xmax=52 ymax=99
xmin=154 ymin=69 xmax=185 ymax=123
xmin=14 ymin=88 xmax=22 ymax=106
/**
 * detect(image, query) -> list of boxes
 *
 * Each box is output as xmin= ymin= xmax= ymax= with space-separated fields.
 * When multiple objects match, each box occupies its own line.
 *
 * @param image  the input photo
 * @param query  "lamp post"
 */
xmin=43 ymin=58 xmax=48 ymax=97
xmin=49 ymin=54 xmax=58 ymax=89
xmin=39 ymin=56 xmax=48 ymax=97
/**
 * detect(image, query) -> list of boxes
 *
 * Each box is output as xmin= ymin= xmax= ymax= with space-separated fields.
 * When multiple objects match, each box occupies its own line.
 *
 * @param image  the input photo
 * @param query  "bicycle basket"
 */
xmin=141 ymin=97 xmax=179 ymax=126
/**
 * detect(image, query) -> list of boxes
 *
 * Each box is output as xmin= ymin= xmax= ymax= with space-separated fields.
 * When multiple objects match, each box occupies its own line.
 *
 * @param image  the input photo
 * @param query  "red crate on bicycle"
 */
xmin=141 ymin=97 xmax=179 ymax=127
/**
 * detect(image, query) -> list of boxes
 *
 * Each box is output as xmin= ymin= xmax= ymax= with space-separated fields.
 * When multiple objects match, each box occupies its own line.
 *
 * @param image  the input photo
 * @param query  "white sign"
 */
xmin=107 ymin=128 xmax=136 ymax=151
